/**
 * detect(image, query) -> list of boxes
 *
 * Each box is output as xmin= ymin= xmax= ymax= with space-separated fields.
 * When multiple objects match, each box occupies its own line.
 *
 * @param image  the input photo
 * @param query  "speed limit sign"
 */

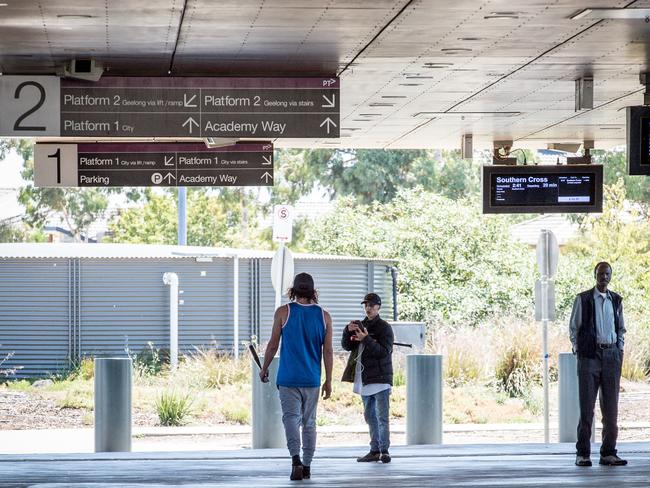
xmin=272 ymin=205 xmax=294 ymax=243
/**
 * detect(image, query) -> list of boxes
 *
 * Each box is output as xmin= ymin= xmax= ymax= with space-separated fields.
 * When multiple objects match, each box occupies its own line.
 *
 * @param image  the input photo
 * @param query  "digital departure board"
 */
xmin=627 ymin=106 xmax=650 ymax=175
xmin=482 ymin=164 xmax=603 ymax=214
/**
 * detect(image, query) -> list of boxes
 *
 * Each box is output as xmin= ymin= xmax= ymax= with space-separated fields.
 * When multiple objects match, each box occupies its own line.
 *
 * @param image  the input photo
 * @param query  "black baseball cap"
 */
xmin=293 ymin=272 xmax=315 ymax=294
xmin=361 ymin=293 xmax=381 ymax=306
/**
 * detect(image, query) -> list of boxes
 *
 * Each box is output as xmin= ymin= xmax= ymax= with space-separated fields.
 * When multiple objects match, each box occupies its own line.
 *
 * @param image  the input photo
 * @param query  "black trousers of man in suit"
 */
xmin=576 ymin=347 xmax=623 ymax=457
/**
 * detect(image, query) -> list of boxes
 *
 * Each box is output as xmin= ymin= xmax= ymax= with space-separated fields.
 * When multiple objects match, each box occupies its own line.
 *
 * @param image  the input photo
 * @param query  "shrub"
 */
xmin=445 ymin=347 xmax=482 ymax=387
xmin=495 ymin=342 xmax=540 ymax=398
xmin=173 ymin=347 xmax=250 ymax=389
xmin=220 ymin=401 xmax=249 ymax=425
xmin=155 ymin=391 xmax=193 ymax=426
xmin=58 ymin=390 xmax=93 ymax=410
xmin=0 ymin=346 xmax=21 ymax=378
xmin=131 ymin=342 xmax=167 ymax=377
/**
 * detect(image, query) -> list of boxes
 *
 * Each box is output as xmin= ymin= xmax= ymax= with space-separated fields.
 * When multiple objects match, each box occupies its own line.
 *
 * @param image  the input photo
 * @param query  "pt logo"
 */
xmin=278 ymin=207 xmax=289 ymax=219
xmin=151 ymin=173 xmax=163 ymax=185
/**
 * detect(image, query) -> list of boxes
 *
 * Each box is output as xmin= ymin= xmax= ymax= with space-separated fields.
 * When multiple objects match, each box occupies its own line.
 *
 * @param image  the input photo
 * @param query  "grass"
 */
xmin=155 ymin=391 xmax=193 ymax=426
xmin=220 ymin=401 xmax=250 ymax=425
xmin=4 ymin=321 xmax=648 ymax=429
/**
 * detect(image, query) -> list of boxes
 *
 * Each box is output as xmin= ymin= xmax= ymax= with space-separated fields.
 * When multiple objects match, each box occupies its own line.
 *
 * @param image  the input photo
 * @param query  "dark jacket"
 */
xmin=576 ymin=287 xmax=623 ymax=359
xmin=341 ymin=315 xmax=394 ymax=385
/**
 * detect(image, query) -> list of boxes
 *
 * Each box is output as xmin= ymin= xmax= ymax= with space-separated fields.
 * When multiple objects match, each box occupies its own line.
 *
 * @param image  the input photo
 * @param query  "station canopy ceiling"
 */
xmin=1 ymin=0 xmax=650 ymax=150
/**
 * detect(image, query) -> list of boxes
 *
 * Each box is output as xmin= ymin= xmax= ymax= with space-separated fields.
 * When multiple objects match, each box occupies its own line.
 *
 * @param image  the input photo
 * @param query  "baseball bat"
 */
xmin=248 ymin=344 xmax=263 ymax=370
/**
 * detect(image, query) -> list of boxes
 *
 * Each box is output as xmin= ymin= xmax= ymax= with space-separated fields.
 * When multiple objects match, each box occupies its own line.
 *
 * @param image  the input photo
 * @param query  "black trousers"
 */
xmin=576 ymin=347 xmax=623 ymax=457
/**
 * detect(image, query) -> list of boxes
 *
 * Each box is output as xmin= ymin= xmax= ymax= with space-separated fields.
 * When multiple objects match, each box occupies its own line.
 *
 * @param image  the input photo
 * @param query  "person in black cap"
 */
xmin=341 ymin=292 xmax=394 ymax=463
xmin=260 ymin=272 xmax=333 ymax=481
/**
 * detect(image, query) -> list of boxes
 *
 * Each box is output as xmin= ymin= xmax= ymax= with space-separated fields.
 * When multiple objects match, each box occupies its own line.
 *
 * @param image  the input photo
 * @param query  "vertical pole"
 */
xmin=233 ymin=256 xmax=240 ymax=359
xmin=95 ymin=358 xmax=132 ymax=452
xmin=274 ymin=242 xmax=285 ymax=309
xmin=178 ymin=187 xmax=187 ymax=246
xmin=252 ymin=356 xmax=285 ymax=448
xmin=406 ymin=354 xmax=443 ymax=444
xmin=163 ymin=272 xmax=179 ymax=371
xmin=541 ymin=229 xmax=550 ymax=444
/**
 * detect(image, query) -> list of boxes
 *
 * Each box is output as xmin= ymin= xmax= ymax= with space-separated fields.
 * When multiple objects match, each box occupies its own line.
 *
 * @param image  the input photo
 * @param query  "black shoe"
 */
xmin=599 ymin=455 xmax=627 ymax=466
xmin=302 ymin=465 xmax=310 ymax=479
xmin=357 ymin=451 xmax=380 ymax=462
xmin=290 ymin=464 xmax=303 ymax=481
xmin=575 ymin=455 xmax=592 ymax=467
xmin=290 ymin=455 xmax=303 ymax=480
xmin=380 ymin=452 xmax=391 ymax=463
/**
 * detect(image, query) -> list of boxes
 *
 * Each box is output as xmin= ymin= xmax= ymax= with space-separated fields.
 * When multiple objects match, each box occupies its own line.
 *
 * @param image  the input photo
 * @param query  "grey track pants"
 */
xmin=278 ymin=386 xmax=320 ymax=466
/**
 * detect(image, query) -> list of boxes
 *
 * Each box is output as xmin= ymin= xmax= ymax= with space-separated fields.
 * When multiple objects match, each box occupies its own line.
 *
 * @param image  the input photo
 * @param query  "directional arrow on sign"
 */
xmin=322 ymin=94 xmax=336 ymax=108
xmin=182 ymin=117 xmax=199 ymax=134
xmin=261 ymin=172 xmax=273 ymax=183
xmin=262 ymin=155 xmax=272 ymax=166
xmin=184 ymin=93 xmax=197 ymax=108
xmin=163 ymin=172 xmax=176 ymax=184
xmin=164 ymin=156 xmax=175 ymax=166
xmin=320 ymin=117 xmax=337 ymax=134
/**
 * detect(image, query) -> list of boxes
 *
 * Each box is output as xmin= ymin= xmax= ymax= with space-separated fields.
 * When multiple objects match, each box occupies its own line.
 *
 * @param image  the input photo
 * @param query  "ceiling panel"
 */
xmin=0 ymin=0 xmax=649 ymax=149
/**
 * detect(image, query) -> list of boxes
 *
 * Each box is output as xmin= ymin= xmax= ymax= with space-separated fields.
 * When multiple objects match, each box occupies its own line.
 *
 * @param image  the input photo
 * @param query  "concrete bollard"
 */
xmin=94 ymin=357 xmax=132 ymax=452
xmin=558 ymin=352 xmax=595 ymax=443
xmin=406 ymin=354 xmax=443 ymax=445
xmin=252 ymin=356 xmax=286 ymax=449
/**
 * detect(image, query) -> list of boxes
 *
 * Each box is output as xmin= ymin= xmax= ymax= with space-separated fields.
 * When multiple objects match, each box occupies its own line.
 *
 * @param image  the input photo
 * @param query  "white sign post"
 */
xmin=272 ymin=205 xmax=294 ymax=308
xmin=536 ymin=229 xmax=559 ymax=444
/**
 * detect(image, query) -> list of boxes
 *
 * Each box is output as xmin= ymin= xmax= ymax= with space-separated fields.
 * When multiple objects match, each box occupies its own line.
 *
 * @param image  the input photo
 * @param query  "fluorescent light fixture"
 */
xmin=204 ymin=137 xmax=237 ymax=148
xmin=441 ymin=48 xmax=472 ymax=53
xmin=57 ymin=14 xmax=96 ymax=19
xmin=570 ymin=8 xmax=650 ymax=20
xmin=484 ymin=12 xmax=520 ymax=19
xmin=570 ymin=9 xmax=592 ymax=20
xmin=423 ymin=62 xmax=454 ymax=68
xmin=413 ymin=111 xmax=521 ymax=118
xmin=369 ymin=103 xmax=394 ymax=107
xmin=381 ymin=95 xmax=408 ymax=98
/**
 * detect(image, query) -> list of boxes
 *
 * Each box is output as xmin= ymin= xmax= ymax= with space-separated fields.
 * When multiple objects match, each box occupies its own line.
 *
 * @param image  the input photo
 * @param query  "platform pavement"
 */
xmin=0 ymin=442 xmax=649 ymax=487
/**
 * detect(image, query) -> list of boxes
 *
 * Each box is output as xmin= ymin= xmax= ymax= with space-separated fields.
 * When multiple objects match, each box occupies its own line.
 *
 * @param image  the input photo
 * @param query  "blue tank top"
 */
xmin=276 ymin=302 xmax=326 ymax=388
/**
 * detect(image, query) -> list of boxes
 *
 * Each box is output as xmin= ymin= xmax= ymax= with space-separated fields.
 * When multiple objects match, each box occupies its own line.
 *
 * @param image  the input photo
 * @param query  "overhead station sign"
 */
xmin=0 ymin=76 xmax=339 ymax=138
xmin=482 ymin=164 xmax=603 ymax=214
xmin=34 ymin=142 xmax=273 ymax=187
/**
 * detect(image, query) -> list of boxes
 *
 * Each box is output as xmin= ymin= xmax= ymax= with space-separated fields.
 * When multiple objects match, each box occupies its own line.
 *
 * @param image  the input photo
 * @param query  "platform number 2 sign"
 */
xmin=0 ymin=76 xmax=61 ymax=136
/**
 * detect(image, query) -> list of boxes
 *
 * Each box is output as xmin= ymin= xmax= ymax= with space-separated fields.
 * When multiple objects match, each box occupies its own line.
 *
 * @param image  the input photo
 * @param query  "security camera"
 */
xmin=62 ymin=59 xmax=104 ymax=82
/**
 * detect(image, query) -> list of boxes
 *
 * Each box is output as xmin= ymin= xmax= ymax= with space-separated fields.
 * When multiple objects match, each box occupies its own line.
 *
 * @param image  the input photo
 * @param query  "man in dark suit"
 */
xmin=570 ymin=262 xmax=627 ymax=467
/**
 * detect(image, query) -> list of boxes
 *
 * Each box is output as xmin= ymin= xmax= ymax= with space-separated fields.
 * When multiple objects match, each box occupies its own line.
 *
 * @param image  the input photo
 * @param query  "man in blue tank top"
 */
xmin=260 ymin=272 xmax=333 ymax=481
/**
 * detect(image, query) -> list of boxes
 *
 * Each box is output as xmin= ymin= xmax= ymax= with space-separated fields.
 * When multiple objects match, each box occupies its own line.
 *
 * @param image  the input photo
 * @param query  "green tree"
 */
xmin=109 ymin=188 xmax=266 ymax=247
xmin=303 ymin=189 xmax=536 ymax=326
xmin=562 ymin=181 xmax=650 ymax=316
xmin=596 ymin=148 xmax=650 ymax=203
xmin=15 ymin=140 xmax=110 ymax=241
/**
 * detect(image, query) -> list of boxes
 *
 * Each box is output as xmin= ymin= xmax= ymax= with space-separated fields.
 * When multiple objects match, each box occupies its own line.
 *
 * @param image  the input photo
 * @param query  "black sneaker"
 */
xmin=380 ymin=452 xmax=391 ymax=463
xmin=357 ymin=451 xmax=381 ymax=462
xmin=575 ymin=455 xmax=592 ymax=467
xmin=302 ymin=465 xmax=311 ymax=479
